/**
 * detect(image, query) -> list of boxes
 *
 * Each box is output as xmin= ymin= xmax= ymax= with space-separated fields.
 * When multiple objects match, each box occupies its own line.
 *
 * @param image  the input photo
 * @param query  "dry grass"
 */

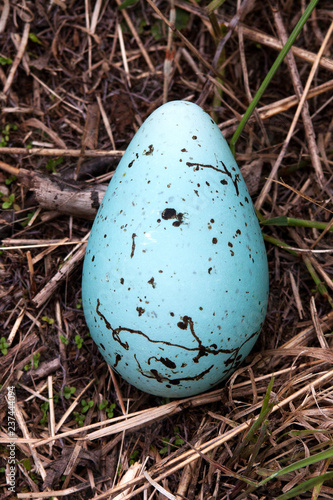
xmin=1 ymin=0 xmax=333 ymax=499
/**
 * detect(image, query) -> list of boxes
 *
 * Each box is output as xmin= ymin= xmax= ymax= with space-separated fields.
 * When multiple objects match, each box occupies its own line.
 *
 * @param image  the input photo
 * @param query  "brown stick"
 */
xmin=272 ymin=7 xmax=324 ymax=187
xmin=0 ymin=147 xmax=123 ymax=157
xmin=3 ymin=167 xmax=108 ymax=220
xmin=2 ymin=22 xmax=30 ymax=95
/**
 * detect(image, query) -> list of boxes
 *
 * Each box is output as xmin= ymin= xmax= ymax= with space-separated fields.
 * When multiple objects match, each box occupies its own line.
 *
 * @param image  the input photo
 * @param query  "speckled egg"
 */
xmin=82 ymin=100 xmax=269 ymax=398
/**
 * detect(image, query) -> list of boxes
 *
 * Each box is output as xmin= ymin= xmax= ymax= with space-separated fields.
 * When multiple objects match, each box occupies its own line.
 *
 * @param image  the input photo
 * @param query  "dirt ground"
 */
xmin=1 ymin=1 xmax=333 ymax=499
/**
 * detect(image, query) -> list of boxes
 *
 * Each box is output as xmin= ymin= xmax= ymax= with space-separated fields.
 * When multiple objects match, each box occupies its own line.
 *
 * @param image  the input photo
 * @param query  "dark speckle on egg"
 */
xmin=162 ymin=208 xmax=185 ymax=227
xmin=148 ymin=277 xmax=156 ymax=288
xmin=162 ymin=208 xmax=176 ymax=220
xmin=177 ymin=320 xmax=187 ymax=330
xmin=143 ymin=144 xmax=154 ymax=155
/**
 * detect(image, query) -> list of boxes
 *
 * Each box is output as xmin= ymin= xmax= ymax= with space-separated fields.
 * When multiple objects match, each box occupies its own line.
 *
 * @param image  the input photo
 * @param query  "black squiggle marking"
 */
xmin=131 ymin=233 xmax=137 ymax=258
xmin=96 ymin=300 xmax=261 ymax=373
xmin=148 ymin=356 xmax=176 ymax=369
xmin=96 ymin=300 xmax=231 ymax=356
xmin=177 ymin=315 xmax=233 ymax=363
xmin=135 ymin=354 xmax=214 ymax=384
xmin=219 ymin=161 xmax=240 ymax=196
xmin=186 ymin=161 xmax=221 ymax=173
xmin=186 ymin=160 xmax=240 ymax=196
xmin=114 ymin=353 xmax=122 ymax=368
xmin=96 ymin=299 xmax=112 ymax=330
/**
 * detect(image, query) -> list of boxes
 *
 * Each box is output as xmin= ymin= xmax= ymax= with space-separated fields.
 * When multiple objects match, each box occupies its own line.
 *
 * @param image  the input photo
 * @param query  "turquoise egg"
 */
xmin=82 ymin=101 xmax=269 ymax=397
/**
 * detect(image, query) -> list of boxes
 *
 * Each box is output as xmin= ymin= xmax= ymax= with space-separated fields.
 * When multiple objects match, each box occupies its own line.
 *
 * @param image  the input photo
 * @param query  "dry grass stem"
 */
xmin=2 ymin=22 xmax=30 ymax=96
xmin=273 ymin=8 xmax=325 ymax=191
xmin=0 ymin=147 xmax=124 ymax=157
xmin=32 ymin=237 xmax=89 ymax=308
xmin=256 ymin=20 xmax=333 ymax=209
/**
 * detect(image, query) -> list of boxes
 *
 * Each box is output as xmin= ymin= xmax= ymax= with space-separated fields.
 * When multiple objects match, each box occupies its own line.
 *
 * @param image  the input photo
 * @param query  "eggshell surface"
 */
xmin=82 ymin=101 xmax=269 ymax=397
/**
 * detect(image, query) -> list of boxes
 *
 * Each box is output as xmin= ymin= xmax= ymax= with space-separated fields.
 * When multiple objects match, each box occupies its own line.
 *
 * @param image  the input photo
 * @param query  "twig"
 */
xmin=219 ymin=79 xmax=333 ymax=130
xmin=32 ymin=234 xmax=89 ymax=308
xmin=2 ymin=22 xmax=30 ymax=95
xmin=21 ymin=358 xmax=61 ymax=384
xmin=117 ymin=23 xmax=131 ymax=87
xmin=0 ymin=0 xmax=10 ymax=34
xmin=289 ymin=271 xmax=304 ymax=319
xmin=47 ymin=376 xmax=56 ymax=452
xmin=163 ymin=0 xmax=176 ymax=103
xmin=55 ymin=379 xmax=96 ymax=433
xmin=0 ymin=147 xmax=123 ymax=157
xmin=115 ymin=0 xmax=155 ymax=72
xmin=16 ymin=476 xmax=110 ymax=498
xmin=23 ymin=118 xmax=67 ymax=149
xmin=5 ymin=167 xmax=109 ymax=220
xmin=272 ymin=6 xmax=324 ymax=187
xmin=310 ymin=297 xmax=329 ymax=349
xmin=256 ymin=20 xmax=333 ymax=209
xmin=14 ymin=404 xmax=47 ymax=480
xmin=96 ymin=95 xmax=116 ymax=149
xmin=87 ymin=0 xmax=103 ymax=78
xmin=143 ymin=470 xmax=177 ymax=499
xmin=1 ymin=241 xmax=82 ymax=251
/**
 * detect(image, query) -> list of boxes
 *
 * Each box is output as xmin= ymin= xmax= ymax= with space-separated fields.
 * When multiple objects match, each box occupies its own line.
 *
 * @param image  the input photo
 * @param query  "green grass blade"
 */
xmin=229 ymin=0 xmax=320 ymax=155
xmin=242 ymin=376 xmax=275 ymax=446
xmin=276 ymin=471 xmax=333 ymax=500
xmin=261 ymin=216 xmax=333 ymax=231
xmin=118 ymin=0 xmax=139 ymax=9
xmin=259 ymin=446 xmax=333 ymax=487
xmin=302 ymin=256 xmax=333 ymax=308
xmin=263 ymin=234 xmax=298 ymax=257
xmin=207 ymin=0 xmax=227 ymax=15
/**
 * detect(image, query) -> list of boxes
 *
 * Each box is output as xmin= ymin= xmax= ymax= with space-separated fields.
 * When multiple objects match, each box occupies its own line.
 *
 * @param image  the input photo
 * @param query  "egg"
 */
xmin=82 ymin=100 xmax=269 ymax=398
